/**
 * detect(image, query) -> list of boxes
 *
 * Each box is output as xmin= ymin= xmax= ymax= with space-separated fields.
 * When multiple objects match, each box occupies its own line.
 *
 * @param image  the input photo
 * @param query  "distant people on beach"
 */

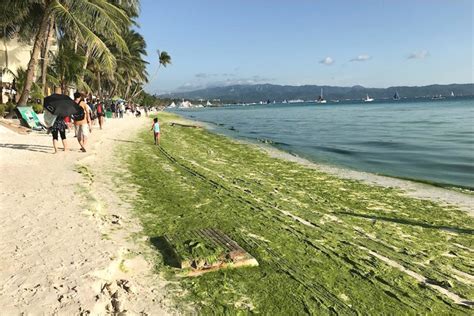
xmin=88 ymin=99 xmax=97 ymax=126
xmin=96 ymin=100 xmax=105 ymax=129
xmin=73 ymin=92 xmax=92 ymax=152
xmin=111 ymin=103 xmax=117 ymax=118
xmin=151 ymin=117 xmax=160 ymax=145
xmin=51 ymin=116 xmax=68 ymax=153
xmin=119 ymin=102 xmax=125 ymax=118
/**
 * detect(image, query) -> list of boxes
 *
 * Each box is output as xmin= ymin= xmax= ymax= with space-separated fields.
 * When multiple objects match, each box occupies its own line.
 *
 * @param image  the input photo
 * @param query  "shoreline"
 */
xmin=170 ymin=113 xmax=474 ymax=215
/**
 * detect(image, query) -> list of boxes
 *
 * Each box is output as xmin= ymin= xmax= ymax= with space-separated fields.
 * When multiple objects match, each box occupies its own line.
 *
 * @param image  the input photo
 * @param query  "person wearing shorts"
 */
xmin=51 ymin=116 xmax=68 ymax=153
xmin=151 ymin=117 xmax=160 ymax=145
xmin=73 ymin=92 xmax=92 ymax=152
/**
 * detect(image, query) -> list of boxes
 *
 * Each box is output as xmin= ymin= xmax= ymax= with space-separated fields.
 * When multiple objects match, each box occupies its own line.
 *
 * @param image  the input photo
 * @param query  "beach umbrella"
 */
xmin=43 ymin=94 xmax=81 ymax=116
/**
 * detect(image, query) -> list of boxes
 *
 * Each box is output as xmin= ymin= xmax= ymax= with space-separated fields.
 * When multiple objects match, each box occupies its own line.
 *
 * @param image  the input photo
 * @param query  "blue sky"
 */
xmin=137 ymin=0 xmax=473 ymax=94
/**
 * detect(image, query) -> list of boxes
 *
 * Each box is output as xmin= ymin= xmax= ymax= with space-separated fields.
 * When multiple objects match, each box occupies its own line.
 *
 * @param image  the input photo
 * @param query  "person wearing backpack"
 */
xmin=73 ymin=92 xmax=92 ymax=152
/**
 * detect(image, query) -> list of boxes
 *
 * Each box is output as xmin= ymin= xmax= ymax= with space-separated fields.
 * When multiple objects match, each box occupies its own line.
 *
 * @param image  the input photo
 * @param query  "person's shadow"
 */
xmin=0 ymin=143 xmax=53 ymax=154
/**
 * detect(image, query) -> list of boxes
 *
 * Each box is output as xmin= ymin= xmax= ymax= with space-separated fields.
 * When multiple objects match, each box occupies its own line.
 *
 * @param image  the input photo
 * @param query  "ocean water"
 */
xmin=174 ymin=98 xmax=474 ymax=189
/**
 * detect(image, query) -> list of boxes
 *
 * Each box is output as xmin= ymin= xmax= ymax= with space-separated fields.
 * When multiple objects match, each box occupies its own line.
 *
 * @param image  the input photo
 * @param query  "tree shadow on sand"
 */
xmin=0 ymin=143 xmax=53 ymax=154
xmin=336 ymin=211 xmax=473 ymax=235
xmin=150 ymin=236 xmax=181 ymax=268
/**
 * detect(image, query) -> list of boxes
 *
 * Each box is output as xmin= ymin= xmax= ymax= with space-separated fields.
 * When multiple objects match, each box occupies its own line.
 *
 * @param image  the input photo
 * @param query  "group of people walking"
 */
xmin=50 ymin=92 xmax=93 ymax=153
xmin=49 ymin=93 xmax=144 ymax=154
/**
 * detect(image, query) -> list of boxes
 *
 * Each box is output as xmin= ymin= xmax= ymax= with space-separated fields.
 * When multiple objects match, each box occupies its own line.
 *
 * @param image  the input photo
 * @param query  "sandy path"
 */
xmin=0 ymin=115 xmax=174 ymax=315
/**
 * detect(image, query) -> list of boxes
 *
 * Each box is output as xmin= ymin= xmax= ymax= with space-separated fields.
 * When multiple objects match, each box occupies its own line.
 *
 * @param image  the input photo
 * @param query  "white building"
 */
xmin=0 ymin=35 xmax=60 ymax=103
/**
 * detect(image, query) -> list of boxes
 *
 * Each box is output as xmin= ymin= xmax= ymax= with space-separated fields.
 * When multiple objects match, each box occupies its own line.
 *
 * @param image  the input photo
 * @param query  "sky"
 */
xmin=137 ymin=0 xmax=473 ymax=94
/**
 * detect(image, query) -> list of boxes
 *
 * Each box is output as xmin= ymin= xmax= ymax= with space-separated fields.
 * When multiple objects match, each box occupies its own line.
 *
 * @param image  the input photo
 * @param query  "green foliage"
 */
xmin=31 ymin=103 xmax=43 ymax=113
xmin=118 ymin=112 xmax=473 ymax=315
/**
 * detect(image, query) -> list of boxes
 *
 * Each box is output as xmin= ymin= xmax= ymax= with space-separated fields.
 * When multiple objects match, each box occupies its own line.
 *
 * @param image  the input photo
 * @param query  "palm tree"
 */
xmin=131 ymin=49 xmax=170 ymax=99
xmin=156 ymin=50 xmax=171 ymax=76
xmin=48 ymin=40 xmax=88 ymax=94
xmin=0 ymin=0 xmax=130 ymax=106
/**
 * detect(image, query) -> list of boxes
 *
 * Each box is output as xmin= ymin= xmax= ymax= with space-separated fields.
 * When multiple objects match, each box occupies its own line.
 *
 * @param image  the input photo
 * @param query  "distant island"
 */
xmin=160 ymin=83 xmax=474 ymax=103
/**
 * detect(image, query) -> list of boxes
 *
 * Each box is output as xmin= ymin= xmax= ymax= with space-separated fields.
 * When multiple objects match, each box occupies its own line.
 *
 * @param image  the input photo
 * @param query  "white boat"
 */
xmin=393 ymin=91 xmax=400 ymax=101
xmin=451 ymin=91 xmax=455 ymax=97
xmin=364 ymin=94 xmax=374 ymax=102
xmin=179 ymin=100 xmax=193 ymax=108
xmin=206 ymin=100 xmax=212 ymax=106
xmin=168 ymin=102 xmax=176 ymax=108
xmin=316 ymin=88 xmax=327 ymax=104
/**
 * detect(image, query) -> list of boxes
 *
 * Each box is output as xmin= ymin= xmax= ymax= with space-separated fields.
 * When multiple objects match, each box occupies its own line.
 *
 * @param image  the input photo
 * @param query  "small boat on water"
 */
xmin=330 ymin=99 xmax=340 ymax=103
xmin=393 ymin=91 xmax=400 ymax=101
xmin=451 ymin=91 xmax=455 ymax=97
xmin=432 ymin=94 xmax=445 ymax=100
xmin=316 ymin=88 xmax=327 ymax=104
xmin=364 ymin=94 xmax=374 ymax=102
xmin=206 ymin=100 xmax=212 ymax=106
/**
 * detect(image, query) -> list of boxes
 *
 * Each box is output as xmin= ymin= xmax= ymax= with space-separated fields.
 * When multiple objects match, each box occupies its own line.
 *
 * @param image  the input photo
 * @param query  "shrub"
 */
xmin=0 ymin=104 xmax=5 ymax=117
xmin=32 ymin=103 xmax=43 ymax=114
xmin=5 ymin=102 xmax=16 ymax=113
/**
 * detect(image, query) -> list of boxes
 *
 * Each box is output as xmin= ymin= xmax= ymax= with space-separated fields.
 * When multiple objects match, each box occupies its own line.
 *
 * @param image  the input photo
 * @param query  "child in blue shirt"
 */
xmin=151 ymin=117 xmax=161 ymax=145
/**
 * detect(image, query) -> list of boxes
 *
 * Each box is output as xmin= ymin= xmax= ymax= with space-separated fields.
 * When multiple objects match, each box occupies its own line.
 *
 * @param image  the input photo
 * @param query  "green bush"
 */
xmin=0 ymin=104 xmax=5 ymax=117
xmin=5 ymin=102 xmax=15 ymax=113
xmin=31 ymin=103 xmax=43 ymax=113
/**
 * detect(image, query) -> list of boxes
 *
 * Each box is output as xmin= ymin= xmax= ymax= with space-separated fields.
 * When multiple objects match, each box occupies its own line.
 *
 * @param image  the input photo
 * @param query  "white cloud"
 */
xmin=319 ymin=57 xmax=334 ymax=65
xmin=408 ymin=50 xmax=429 ymax=59
xmin=350 ymin=54 xmax=371 ymax=62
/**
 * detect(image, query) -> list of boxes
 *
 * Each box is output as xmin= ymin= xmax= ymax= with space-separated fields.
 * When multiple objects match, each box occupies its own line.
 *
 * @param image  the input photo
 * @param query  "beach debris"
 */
xmin=169 ymin=122 xmax=202 ymax=128
xmin=164 ymin=228 xmax=258 ymax=276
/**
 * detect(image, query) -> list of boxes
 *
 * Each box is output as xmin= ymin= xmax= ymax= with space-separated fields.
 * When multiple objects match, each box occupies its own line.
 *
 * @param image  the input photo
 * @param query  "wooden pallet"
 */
xmin=165 ymin=228 xmax=258 ymax=276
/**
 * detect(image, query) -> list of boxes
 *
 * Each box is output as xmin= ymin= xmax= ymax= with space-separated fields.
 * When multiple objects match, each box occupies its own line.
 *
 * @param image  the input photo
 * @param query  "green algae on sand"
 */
xmin=118 ymin=112 xmax=473 ymax=315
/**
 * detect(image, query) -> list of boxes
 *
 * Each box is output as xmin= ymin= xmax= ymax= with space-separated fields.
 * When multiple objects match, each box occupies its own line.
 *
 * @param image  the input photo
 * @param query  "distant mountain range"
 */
xmin=160 ymin=83 xmax=474 ymax=103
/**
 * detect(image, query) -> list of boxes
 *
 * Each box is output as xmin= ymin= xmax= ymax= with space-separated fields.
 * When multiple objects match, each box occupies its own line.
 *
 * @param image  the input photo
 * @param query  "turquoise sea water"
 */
xmin=174 ymin=98 xmax=474 ymax=189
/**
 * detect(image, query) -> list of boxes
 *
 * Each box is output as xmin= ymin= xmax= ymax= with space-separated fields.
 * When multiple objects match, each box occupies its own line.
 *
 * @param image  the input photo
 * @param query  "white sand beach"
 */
xmin=0 ymin=116 xmax=173 ymax=315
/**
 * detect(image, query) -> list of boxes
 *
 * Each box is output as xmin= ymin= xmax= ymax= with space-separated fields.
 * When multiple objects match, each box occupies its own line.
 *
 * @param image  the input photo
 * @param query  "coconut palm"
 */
xmin=131 ymin=49 xmax=170 ymax=99
xmin=48 ymin=40 xmax=88 ymax=94
xmin=0 ymin=0 xmax=130 ymax=106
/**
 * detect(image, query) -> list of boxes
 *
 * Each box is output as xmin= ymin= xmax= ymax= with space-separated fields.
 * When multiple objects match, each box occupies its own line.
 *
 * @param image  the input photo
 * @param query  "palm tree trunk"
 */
xmin=17 ymin=7 xmax=51 ymax=106
xmin=2 ymin=28 xmax=8 ymax=104
xmin=41 ymin=17 xmax=55 ymax=97
xmin=97 ymin=71 xmax=102 ymax=99
xmin=124 ymin=79 xmax=131 ymax=99
xmin=79 ymin=46 xmax=90 ymax=83
xmin=130 ymin=84 xmax=140 ymax=100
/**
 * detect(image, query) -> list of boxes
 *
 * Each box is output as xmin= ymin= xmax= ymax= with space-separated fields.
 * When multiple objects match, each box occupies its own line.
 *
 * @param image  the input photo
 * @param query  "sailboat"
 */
xmin=393 ymin=91 xmax=400 ymax=101
xmin=450 ymin=91 xmax=455 ymax=97
xmin=206 ymin=100 xmax=212 ymax=106
xmin=316 ymin=88 xmax=327 ymax=104
xmin=364 ymin=94 xmax=374 ymax=102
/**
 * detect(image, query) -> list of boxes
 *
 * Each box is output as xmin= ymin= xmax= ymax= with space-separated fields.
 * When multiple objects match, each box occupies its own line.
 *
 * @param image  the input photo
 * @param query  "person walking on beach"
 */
xmin=96 ymin=100 xmax=105 ymax=129
xmin=151 ymin=117 xmax=161 ymax=145
xmin=73 ymin=92 xmax=92 ymax=152
xmin=119 ymin=102 xmax=125 ymax=118
xmin=111 ymin=102 xmax=117 ymax=118
xmin=51 ymin=116 xmax=68 ymax=153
